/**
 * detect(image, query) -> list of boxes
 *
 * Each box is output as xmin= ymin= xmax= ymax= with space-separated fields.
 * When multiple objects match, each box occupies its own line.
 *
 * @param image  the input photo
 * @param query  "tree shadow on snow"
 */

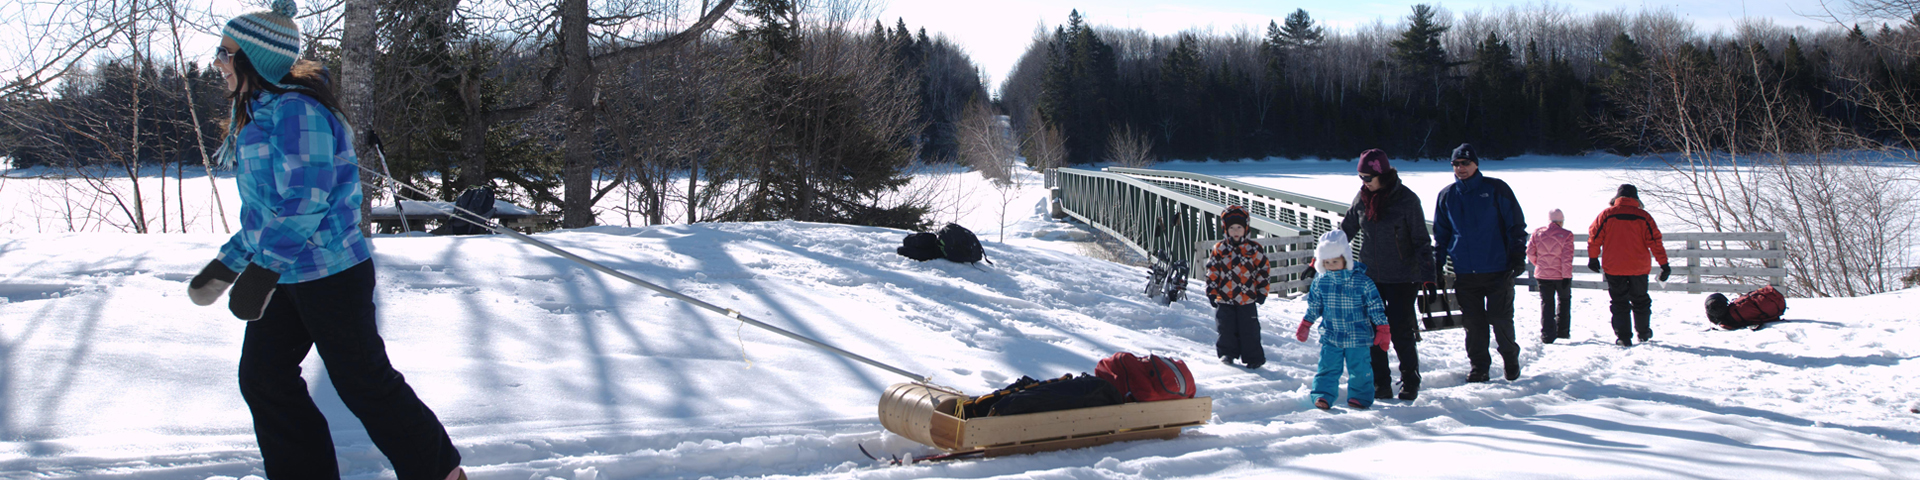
xmin=1656 ymin=343 xmax=1902 ymax=369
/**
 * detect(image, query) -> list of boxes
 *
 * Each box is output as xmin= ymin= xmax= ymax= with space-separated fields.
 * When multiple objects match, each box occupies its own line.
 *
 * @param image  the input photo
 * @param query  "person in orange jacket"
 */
xmin=1587 ymin=184 xmax=1670 ymax=347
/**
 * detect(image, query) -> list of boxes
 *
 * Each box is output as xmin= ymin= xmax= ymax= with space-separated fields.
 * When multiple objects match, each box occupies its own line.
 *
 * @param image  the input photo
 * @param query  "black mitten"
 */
xmin=1658 ymin=264 xmax=1672 ymax=282
xmin=188 ymin=260 xmax=239 ymax=306
xmin=228 ymin=264 xmax=281 ymax=321
xmin=1588 ymin=257 xmax=1602 ymax=274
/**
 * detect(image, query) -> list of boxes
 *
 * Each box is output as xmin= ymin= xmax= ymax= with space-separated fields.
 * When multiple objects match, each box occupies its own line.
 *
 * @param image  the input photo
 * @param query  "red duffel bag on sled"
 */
xmin=1095 ymin=352 xmax=1196 ymax=402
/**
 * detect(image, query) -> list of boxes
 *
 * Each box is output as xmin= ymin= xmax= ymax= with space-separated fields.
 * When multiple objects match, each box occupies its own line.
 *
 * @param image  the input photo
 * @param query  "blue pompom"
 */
xmin=271 ymin=0 xmax=295 ymax=17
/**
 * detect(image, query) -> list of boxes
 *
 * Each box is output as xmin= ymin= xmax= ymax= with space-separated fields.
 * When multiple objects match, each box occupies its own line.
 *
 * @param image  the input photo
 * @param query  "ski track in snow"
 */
xmin=1 ymin=161 xmax=1917 ymax=479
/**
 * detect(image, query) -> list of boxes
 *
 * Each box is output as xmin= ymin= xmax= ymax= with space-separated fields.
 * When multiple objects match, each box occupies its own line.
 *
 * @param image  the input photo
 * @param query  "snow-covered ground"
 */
xmin=1 ymin=158 xmax=1917 ymax=479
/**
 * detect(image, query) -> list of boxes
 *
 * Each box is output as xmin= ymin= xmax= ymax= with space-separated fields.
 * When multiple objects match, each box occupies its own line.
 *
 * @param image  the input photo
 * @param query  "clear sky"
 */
xmin=874 ymin=0 xmax=1854 ymax=95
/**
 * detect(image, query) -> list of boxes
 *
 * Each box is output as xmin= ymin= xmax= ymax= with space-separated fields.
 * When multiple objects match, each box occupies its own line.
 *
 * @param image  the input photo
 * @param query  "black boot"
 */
xmin=1398 ymin=379 xmax=1419 ymax=401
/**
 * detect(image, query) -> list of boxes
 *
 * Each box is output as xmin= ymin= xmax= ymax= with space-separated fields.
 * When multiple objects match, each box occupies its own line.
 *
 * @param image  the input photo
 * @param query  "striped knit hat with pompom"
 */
xmin=224 ymin=0 xmax=301 ymax=83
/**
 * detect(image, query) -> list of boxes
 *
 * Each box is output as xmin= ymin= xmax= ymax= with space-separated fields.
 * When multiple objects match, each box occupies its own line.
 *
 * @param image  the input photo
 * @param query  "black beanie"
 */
xmin=1452 ymin=143 xmax=1478 ymax=163
xmin=1617 ymin=184 xmax=1639 ymax=200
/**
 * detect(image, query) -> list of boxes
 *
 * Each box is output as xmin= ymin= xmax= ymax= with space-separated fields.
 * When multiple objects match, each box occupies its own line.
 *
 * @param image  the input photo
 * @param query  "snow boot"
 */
xmin=1615 ymin=338 xmax=1633 ymax=347
xmin=1348 ymin=398 xmax=1370 ymax=410
xmin=1466 ymin=370 xmax=1490 ymax=383
xmin=1505 ymin=347 xmax=1520 ymax=380
xmin=1314 ymin=398 xmax=1331 ymax=410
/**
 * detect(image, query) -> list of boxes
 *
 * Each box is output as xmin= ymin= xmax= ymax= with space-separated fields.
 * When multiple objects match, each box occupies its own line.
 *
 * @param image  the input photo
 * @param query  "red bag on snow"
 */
xmin=1095 ymin=352 xmax=1197 ymax=402
xmin=1728 ymin=285 xmax=1787 ymax=326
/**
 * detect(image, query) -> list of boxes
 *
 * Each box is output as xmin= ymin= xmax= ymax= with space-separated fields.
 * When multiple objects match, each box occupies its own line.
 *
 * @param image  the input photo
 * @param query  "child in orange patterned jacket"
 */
xmin=1206 ymin=205 xmax=1271 ymax=369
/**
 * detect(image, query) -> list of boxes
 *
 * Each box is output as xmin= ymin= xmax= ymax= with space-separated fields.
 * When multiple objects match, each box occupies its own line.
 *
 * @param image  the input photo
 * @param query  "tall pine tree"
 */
xmin=1038 ymin=10 xmax=1117 ymax=164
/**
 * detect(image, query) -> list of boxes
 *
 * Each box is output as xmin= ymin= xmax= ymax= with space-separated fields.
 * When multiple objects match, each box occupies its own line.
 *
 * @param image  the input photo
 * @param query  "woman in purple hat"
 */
xmin=1338 ymin=149 xmax=1434 ymax=401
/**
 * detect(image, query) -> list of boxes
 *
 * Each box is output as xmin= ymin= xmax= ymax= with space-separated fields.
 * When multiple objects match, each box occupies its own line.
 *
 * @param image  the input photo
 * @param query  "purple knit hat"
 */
xmin=1358 ymin=149 xmax=1391 ymax=175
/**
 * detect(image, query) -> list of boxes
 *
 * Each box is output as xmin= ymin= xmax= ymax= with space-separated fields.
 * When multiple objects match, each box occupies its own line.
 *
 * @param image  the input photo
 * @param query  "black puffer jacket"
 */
xmin=1340 ymin=181 xmax=1436 ymax=284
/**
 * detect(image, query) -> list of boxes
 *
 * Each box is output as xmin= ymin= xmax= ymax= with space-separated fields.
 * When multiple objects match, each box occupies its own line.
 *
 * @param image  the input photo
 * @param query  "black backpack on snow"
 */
xmin=442 ymin=186 xmax=496 ymax=235
xmin=935 ymin=223 xmax=988 ymax=264
xmin=897 ymin=232 xmax=944 ymax=261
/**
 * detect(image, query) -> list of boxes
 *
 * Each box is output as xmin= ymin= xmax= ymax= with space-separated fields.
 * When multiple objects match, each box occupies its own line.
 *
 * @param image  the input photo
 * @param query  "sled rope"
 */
xmin=729 ymin=309 xmax=753 ymax=369
xmin=351 ymin=162 xmax=930 ymax=383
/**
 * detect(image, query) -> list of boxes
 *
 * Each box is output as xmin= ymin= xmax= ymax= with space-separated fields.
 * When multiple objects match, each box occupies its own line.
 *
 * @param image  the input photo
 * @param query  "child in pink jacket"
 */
xmin=1527 ymin=209 xmax=1576 ymax=343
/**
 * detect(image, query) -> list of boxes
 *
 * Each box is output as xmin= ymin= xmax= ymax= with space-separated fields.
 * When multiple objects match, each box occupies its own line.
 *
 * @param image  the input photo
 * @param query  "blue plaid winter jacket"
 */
xmin=1302 ymin=262 xmax=1389 ymax=348
xmin=215 ymin=91 xmax=371 ymax=283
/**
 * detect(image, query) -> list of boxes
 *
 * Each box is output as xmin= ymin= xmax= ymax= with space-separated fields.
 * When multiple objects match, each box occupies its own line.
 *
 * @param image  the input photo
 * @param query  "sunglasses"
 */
xmin=1359 ymin=174 xmax=1376 ymax=182
xmin=214 ymin=46 xmax=233 ymax=64
xmin=1451 ymin=160 xmax=1474 ymax=167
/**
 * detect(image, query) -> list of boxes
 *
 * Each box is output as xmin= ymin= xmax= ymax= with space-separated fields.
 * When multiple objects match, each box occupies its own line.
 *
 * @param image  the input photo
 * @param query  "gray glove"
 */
xmin=188 ymin=260 xmax=238 ymax=306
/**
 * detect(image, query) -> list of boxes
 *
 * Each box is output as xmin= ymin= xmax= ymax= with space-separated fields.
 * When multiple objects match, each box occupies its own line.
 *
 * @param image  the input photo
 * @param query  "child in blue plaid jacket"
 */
xmin=184 ymin=3 xmax=464 ymax=478
xmin=1295 ymin=230 xmax=1392 ymax=410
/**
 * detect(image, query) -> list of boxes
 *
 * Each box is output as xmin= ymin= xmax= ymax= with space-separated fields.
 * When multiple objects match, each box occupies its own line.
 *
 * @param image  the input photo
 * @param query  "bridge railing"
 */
xmin=1050 ymin=168 xmax=1309 ymax=279
xmin=1102 ymin=167 xmax=1349 ymax=238
xmin=1053 ymin=166 xmax=1787 ymax=297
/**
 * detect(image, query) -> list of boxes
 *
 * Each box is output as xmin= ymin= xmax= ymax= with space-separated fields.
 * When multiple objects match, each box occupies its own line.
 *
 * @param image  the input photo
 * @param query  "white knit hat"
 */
xmin=1314 ymin=230 xmax=1353 ymax=274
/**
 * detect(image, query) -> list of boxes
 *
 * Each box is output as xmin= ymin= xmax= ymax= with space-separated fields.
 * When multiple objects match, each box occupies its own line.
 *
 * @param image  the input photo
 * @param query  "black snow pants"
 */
xmin=1537 ymin=278 xmax=1572 ymax=340
xmin=238 ymin=260 xmax=461 ymax=480
xmin=1606 ymin=274 xmax=1654 ymax=342
xmin=1215 ymin=302 xmax=1265 ymax=367
xmin=1453 ymin=272 xmax=1519 ymax=376
xmin=1370 ymin=282 xmax=1421 ymax=396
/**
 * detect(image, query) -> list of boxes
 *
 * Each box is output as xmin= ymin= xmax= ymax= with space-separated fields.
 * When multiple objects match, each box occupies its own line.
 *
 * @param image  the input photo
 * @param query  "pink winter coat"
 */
xmin=1527 ymin=222 xmax=1576 ymax=280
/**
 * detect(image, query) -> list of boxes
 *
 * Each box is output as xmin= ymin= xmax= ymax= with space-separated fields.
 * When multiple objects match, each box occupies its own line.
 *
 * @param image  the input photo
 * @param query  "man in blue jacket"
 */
xmin=1432 ymin=144 xmax=1529 ymax=382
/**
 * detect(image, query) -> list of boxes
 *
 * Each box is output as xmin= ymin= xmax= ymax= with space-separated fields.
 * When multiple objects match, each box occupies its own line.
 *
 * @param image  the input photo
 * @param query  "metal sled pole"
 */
xmin=353 ymin=163 xmax=931 ymax=383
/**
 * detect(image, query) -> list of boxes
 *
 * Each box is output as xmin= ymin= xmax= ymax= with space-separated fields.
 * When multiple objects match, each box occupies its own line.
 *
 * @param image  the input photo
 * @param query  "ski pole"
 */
xmin=368 ymin=131 xmax=410 ymax=232
xmin=351 ymin=162 xmax=932 ymax=384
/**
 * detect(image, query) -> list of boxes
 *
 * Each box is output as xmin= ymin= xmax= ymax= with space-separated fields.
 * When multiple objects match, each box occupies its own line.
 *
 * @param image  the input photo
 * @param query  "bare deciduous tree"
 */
xmin=1105 ymin=123 xmax=1153 ymax=168
xmin=1606 ymin=25 xmax=1920 ymax=297
xmin=957 ymin=98 xmax=1020 ymax=240
xmin=0 ymin=0 xmax=133 ymax=99
xmin=1022 ymin=115 xmax=1067 ymax=172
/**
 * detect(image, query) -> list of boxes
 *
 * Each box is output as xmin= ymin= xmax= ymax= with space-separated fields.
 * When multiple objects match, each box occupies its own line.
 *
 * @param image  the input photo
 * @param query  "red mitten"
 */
xmin=1374 ymin=324 xmax=1392 ymax=351
xmin=1296 ymin=320 xmax=1312 ymax=342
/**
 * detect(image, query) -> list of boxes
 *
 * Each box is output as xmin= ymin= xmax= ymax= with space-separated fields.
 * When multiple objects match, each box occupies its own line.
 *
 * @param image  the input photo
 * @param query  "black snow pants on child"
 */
xmin=238 ymin=260 xmax=462 ymax=480
xmin=1215 ymin=302 xmax=1265 ymax=368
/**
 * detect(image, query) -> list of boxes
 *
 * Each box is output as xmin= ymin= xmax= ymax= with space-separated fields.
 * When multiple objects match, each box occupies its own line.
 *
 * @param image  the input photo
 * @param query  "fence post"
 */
xmin=1768 ymin=234 xmax=1785 ymax=287
xmin=1686 ymin=238 xmax=1700 ymax=294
